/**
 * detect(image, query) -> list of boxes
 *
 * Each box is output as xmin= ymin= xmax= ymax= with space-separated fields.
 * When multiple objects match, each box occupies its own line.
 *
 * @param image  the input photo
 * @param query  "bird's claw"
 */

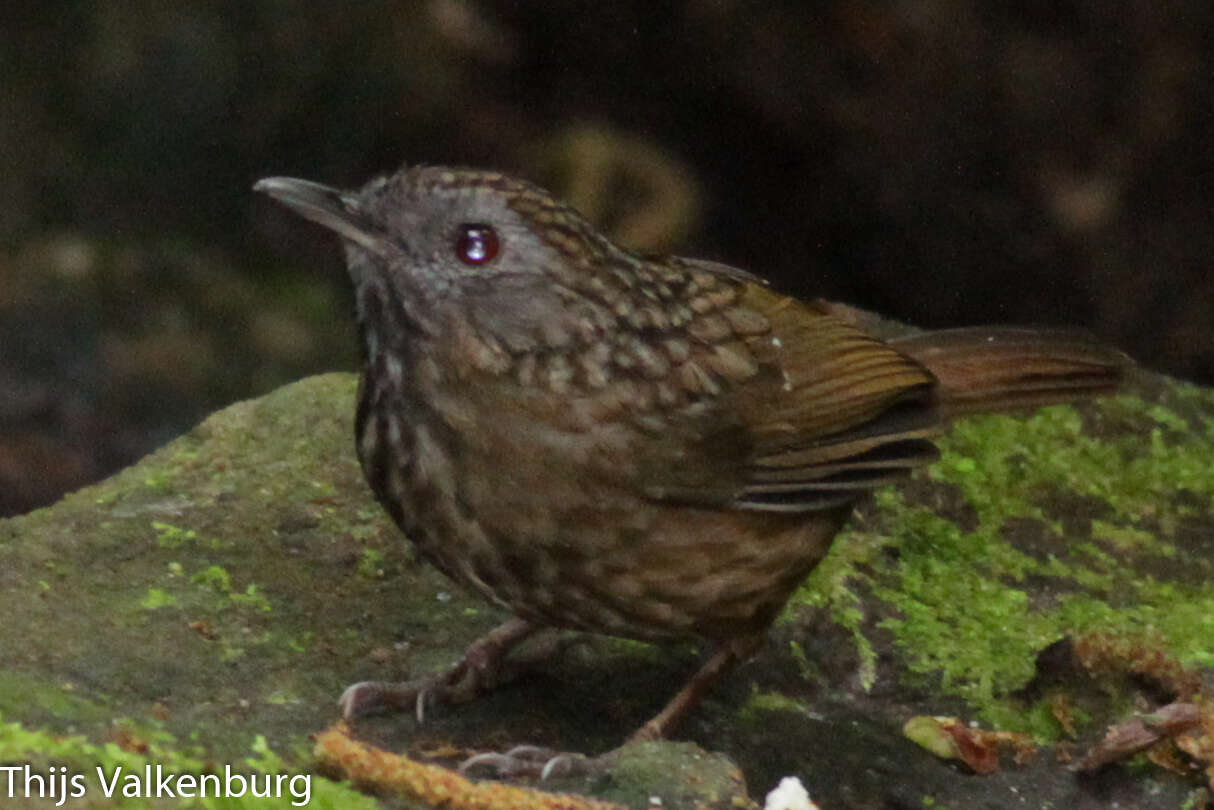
xmin=459 ymin=745 xmax=594 ymax=780
xmin=337 ymin=680 xmax=388 ymax=719
xmin=337 ymin=676 xmax=446 ymax=721
xmin=338 ymin=619 xmax=549 ymax=723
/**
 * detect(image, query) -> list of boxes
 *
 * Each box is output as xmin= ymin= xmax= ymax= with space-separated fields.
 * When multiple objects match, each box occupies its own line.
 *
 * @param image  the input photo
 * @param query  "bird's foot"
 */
xmin=339 ymin=618 xmax=566 ymax=721
xmin=459 ymin=745 xmax=601 ymax=781
xmin=338 ymin=672 xmax=449 ymax=722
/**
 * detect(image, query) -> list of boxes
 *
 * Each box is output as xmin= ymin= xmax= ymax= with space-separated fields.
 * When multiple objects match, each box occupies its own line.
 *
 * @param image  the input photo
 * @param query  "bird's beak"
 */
xmin=253 ymin=176 xmax=391 ymax=257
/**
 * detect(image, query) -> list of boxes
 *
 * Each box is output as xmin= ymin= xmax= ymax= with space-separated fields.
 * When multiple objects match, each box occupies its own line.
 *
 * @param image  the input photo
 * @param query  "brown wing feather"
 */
xmin=438 ymin=253 xmax=1125 ymax=521
xmin=620 ymin=269 xmax=942 ymax=513
xmin=446 ymin=260 xmax=945 ymax=514
xmin=722 ymin=283 xmax=940 ymax=510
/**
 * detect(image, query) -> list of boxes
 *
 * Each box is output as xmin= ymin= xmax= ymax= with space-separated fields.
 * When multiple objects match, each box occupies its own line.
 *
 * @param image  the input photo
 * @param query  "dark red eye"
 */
xmin=455 ymin=223 xmax=500 ymax=265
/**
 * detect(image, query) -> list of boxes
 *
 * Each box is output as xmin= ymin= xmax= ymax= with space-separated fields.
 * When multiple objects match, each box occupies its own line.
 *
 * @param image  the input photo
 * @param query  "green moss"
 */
xmin=920 ymin=798 xmax=956 ymax=810
xmin=153 ymin=521 xmax=198 ymax=548
xmin=868 ymin=491 xmax=1052 ymax=710
xmin=0 ymin=672 xmax=115 ymax=727
xmin=789 ymin=395 xmax=1214 ymax=735
xmin=940 ymin=399 xmax=1214 ymax=526
xmin=736 ymin=690 xmax=814 ymax=729
xmin=590 ymin=740 xmax=746 ymax=810
xmin=0 ymin=374 xmax=483 ymax=781
xmin=141 ymin=587 xmax=178 ymax=610
xmin=191 ymin=565 xmax=232 ymax=593
xmin=357 ymin=548 xmax=386 ymax=579
xmin=1182 ymin=790 xmax=1212 ymax=810
xmin=789 ymin=501 xmax=893 ymax=690
xmin=231 ymin=585 xmax=273 ymax=613
xmin=1016 ymin=697 xmax=1071 ymax=742
xmin=142 ymin=470 xmax=175 ymax=492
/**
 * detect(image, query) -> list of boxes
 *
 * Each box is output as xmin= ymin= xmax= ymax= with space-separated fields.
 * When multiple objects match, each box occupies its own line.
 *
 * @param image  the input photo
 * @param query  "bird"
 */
xmin=254 ymin=164 xmax=1127 ymax=748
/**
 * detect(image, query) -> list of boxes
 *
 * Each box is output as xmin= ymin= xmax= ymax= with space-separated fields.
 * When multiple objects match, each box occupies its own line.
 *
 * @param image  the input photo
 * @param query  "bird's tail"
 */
xmin=889 ymin=327 xmax=1130 ymax=418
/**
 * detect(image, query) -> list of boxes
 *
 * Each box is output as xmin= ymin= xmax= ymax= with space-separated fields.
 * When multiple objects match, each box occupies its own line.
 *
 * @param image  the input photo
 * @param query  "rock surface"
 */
xmin=1 ymin=364 xmax=1212 ymax=808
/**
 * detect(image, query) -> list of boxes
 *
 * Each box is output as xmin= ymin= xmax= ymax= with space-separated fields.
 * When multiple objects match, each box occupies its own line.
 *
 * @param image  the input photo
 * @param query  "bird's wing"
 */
xmin=615 ymin=266 xmax=942 ymax=513
xmin=712 ymin=282 xmax=940 ymax=511
xmin=450 ymin=259 xmax=941 ymax=514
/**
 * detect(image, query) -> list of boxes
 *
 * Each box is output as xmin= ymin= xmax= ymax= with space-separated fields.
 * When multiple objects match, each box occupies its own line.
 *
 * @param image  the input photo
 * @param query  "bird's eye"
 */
xmin=454 ymin=223 xmax=500 ymax=265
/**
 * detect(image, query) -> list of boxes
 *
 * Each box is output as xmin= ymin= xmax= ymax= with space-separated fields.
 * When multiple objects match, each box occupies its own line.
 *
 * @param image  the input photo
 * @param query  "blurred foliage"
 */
xmin=2 ymin=0 xmax=1213 ymax=513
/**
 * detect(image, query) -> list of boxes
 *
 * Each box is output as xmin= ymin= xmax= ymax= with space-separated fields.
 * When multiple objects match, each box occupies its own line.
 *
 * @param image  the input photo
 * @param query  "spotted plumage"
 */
xmin=255 ymin=165 xmax=1127 ymax=741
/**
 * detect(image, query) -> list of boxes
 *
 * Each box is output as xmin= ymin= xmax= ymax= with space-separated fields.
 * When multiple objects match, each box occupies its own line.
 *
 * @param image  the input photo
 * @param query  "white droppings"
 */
xmin=763 ymin=777 xmax=818 ymax=810
xmin=771 ymin=336 xmax=783 ymax=349
xmin=781 ymin=371 xmax=794 ymax=392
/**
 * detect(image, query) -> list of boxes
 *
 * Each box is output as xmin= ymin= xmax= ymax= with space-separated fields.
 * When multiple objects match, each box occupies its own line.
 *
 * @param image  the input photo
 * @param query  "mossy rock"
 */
xmin=1 ymin=362 xmax=1211 ymax=809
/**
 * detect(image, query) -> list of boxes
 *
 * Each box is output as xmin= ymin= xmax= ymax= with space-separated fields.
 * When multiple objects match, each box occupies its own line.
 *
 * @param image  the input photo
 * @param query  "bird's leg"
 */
xmin=629 ymin=634 xmax=762 ymax=741
xmin=461 ymin=634 xmax=763 ymax=780
xmin=339 ymin=617 xmax=541 ymax=721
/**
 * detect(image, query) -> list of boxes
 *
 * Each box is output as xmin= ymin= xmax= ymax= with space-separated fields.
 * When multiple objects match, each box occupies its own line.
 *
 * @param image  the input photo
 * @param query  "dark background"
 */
xmin=4 ymin=0 xmax=1212 ymax=517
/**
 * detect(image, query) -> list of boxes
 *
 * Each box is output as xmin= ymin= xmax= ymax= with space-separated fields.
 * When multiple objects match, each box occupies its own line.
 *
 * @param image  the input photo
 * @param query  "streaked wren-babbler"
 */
xmin=255 ymin=165 xmax=1127 ymax=743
